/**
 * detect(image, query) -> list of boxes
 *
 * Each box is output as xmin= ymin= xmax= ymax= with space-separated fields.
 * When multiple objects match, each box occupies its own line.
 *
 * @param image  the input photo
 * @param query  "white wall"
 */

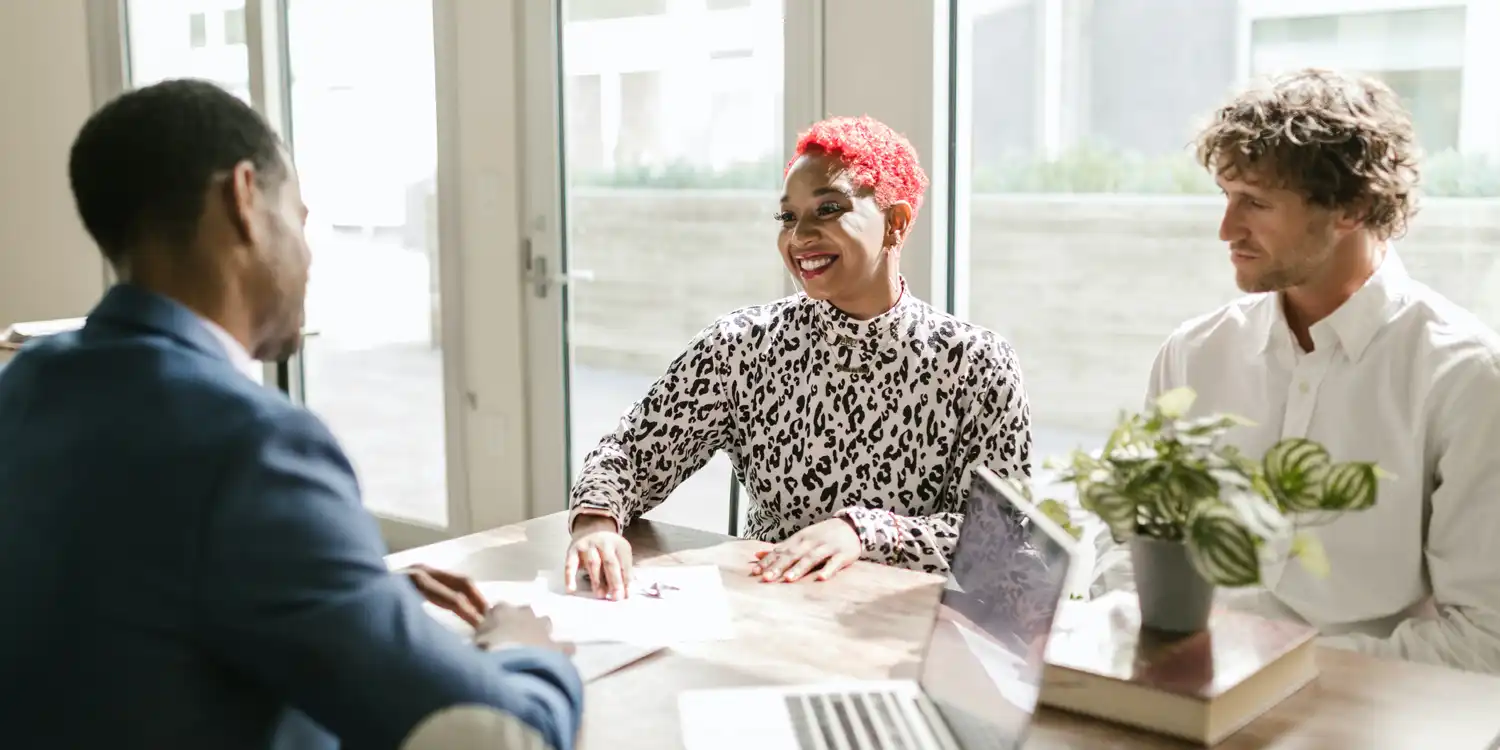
xmin=0 ymin=3 xmax=106 ymax=327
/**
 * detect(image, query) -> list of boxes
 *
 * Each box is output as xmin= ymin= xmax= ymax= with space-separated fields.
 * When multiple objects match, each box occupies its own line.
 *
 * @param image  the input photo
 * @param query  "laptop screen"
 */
xmin=917 ymin=470 xmax=1075 ymax=748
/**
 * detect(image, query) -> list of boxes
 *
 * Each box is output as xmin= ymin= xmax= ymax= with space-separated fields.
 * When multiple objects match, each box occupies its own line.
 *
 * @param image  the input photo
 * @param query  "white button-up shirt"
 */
xmin=1130 ymin=251 xmax=1500 ymax=673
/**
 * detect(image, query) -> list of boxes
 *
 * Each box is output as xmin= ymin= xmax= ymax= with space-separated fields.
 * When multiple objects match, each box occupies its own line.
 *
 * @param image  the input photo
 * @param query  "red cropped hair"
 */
xmin=789 ymin=115 xmax=930 ymax=214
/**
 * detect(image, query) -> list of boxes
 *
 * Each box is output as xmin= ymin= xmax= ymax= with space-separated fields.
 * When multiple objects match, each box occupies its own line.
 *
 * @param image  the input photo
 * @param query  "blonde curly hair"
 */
xmin=1194 ymin=68 xmax=1421 ymax=240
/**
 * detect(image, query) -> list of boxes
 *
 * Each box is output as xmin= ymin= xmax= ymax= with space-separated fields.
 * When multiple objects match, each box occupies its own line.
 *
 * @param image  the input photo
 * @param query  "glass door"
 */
xmin=118 ymin=0 xmax=469 ymax=549
xmin=524 ymin=0 xmax=795 ymax=534
xmin=282 ymin=0 xmax=457 ymax=548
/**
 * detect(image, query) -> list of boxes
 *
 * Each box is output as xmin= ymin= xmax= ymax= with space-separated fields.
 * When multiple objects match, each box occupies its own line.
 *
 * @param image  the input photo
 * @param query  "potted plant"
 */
xmin=1042 ymin=387 xmax=1385 ymax=633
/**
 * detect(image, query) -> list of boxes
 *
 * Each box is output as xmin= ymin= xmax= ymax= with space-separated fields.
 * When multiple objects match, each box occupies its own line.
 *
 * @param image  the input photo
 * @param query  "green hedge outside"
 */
xmin=569 ymin=145 xmax=1500 ymax=198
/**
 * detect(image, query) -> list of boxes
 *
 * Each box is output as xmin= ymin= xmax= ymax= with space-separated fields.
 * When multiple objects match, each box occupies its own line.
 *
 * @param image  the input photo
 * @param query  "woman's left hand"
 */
xmin=751 ymin=518 xmax=862 ymax=583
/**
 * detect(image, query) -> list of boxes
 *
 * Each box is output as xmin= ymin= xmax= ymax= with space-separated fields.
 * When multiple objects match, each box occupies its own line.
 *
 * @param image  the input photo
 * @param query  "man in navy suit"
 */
xmin=0 ymin=79 xmax=582 ymax=749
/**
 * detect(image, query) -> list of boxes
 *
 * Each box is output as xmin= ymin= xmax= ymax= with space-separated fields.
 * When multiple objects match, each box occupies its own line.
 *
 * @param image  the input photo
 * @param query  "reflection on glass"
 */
xmin=1250 ymin=8 xmax=1466 ymax=152
xmin=920 ymin=474 xmax=1073 ymax=748
xmin=287 ymin=0 xmax=447 ymax=525
xmin=127 ymin=0 xmax=251 ymax=103
xmin=960 ymin=0 xmax=1500 ymax=461
xmin=560 ymin=0 xmax=786 ymax=534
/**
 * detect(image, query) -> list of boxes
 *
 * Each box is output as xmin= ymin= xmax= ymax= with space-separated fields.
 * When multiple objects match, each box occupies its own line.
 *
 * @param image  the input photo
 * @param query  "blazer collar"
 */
xmin=86 ymin=283 xmax=233 ymax=365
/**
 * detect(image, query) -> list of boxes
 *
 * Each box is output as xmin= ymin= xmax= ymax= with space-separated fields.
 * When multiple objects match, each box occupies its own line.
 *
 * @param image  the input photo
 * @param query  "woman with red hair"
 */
xmin=564 ymin=115 xmax=1031 ymax=598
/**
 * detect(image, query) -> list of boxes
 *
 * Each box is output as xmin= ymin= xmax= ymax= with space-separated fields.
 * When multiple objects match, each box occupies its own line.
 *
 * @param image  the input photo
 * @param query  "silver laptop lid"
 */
xmin=916 ymin=467 xmax=1077 ymax=749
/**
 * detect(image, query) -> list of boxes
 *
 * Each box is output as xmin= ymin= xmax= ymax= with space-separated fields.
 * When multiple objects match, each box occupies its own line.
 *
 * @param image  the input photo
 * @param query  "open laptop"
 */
xmin=678 ymin=466 xmax=1079 ymax=750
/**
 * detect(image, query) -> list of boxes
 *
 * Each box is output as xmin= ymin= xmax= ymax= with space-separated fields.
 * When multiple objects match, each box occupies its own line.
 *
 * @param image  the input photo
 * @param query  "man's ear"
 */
xmin=1334 ymin=198 xmax=1370 ymax=236
xmin=886 ymin=201 xmax=914 ymax=247
xmin=222 ymin=160 xmax=261 ymax=244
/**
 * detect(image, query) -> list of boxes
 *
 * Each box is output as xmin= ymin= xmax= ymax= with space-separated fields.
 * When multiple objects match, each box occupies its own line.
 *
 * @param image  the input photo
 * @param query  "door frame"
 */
xmin=518 ymin=0 xmax=571 ymax=521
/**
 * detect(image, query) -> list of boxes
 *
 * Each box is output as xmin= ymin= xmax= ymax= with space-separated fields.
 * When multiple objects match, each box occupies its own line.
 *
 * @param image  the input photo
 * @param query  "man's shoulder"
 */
xmin=3 ymin=328 xmax=331 ymax=454
xmin=1396 ymin=281 xmax=1500 ymax=381
xmin=1162 ymin=292 xmax=1273 ymax=353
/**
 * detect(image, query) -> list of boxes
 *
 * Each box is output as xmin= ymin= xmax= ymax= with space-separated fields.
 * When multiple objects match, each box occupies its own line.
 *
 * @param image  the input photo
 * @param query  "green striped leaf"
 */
xmin=1124 ymin=463 xmax=1171 ymax=526
xmin=1082 ymin=482 xmax=1136 ymax=538
xmin=1220 ymin=487 xmax=1291 ymax=541
xmin=1155 ymin=465 xmax=1218 ymax=526
xmin=1134 ymin=482 xmax=1176 ymax=530
xmin=1208 ymin=467 xmax=1251 ymax=491
xmin=1263 ymin=438 xmax=1332 ymax=512
xmin=1185 ymin=501 xmax=1263 ymax=587
xmin=1322 ymin=462 xmax=1379 ymax=511
xmin=1166 ymin=465 xmax=1219 ymax=503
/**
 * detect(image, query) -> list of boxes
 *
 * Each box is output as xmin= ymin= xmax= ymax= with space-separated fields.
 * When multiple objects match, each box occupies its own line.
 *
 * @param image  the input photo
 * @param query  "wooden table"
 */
xmin=387 ymin=513 xmax=1500 ymax=749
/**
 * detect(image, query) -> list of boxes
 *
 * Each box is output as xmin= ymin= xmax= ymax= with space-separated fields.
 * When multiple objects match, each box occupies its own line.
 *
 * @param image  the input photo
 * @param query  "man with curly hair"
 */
xmin=564 ymin=115 xmax=1033 ymax=595
xmin=1130 ymin=69 xmax=1500 ymax=673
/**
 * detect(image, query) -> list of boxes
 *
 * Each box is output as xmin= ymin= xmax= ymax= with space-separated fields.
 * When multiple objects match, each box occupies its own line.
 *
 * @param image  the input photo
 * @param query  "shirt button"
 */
xmin=1298 ymin=381 xmax=1310 ymax=394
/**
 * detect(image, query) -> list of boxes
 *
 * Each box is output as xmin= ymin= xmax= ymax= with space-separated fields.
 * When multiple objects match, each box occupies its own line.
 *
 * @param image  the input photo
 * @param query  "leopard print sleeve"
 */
xmin=567 ymin=321 xmax=736 ymax=532
xmin=836 ymin=334 xmax=1032 ymax=572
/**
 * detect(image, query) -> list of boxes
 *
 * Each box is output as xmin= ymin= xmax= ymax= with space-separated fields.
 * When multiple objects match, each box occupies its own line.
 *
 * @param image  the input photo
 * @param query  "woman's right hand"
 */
xmin=563 ymin=514 xmax=634 ymax=600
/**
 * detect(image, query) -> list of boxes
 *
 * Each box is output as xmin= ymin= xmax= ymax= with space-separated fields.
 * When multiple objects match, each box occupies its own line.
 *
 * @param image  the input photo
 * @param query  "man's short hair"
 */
xmin=68 ymin=78 xmax=286 ymax=264
xmin=1194 ymin=68 xmax=1421 ymax=240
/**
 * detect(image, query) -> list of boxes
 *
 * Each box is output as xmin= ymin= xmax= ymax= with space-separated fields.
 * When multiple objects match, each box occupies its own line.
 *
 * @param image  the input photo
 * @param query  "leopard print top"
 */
xmin=568 ymin=281 xmax=1032 ymax=573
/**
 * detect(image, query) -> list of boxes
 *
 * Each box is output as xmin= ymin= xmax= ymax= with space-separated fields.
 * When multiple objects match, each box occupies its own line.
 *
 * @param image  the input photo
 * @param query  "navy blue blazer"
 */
xmin=0 ymin=284 xmax=582 ymax=749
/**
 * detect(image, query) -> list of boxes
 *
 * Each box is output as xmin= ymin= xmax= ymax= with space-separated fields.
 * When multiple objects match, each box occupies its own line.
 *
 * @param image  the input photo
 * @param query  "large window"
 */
xmin=285 ymin=0 xmax=448 ymax=526
xmin=127 ymin=0 xmax=250 ymax=102
xmin=1249 ymin=7 xmax=1467 ymax=153
xmin=119 ymin=0 xmax=458 ymax=542
xmin=555 ymin=0 xmax=787 ymax=533
xmin=956 ymin=0 xmax=1500 ymax=463
xmin=108 ymin=0 xmax=1500 ymax=539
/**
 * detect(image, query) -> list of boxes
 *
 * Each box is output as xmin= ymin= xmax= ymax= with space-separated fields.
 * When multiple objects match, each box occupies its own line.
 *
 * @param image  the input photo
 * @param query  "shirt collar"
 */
xmin=1254 ymin=248 xmax=1410 ymax=363
xmin=808 ymin=276 xmax=921 ymax=350
xmin=195 ymin=315 xmax=262 ymax=381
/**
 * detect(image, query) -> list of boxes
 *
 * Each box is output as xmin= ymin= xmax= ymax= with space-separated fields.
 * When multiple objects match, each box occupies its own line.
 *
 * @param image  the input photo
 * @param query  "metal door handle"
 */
xmin=526 ymin=250 xmax=593 ymax=298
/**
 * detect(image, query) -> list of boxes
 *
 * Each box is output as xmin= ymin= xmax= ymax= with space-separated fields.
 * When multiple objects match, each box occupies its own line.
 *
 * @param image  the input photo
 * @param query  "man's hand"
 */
xmin=751 ymin=517 xmax=862 ymax=583
xmin=399 ymin=564 xmax=488 ymax=627
xmin=474 ymin=603 xmax=575 ymax=656
xmin=564 ymin=514 xmax=634 ymax=600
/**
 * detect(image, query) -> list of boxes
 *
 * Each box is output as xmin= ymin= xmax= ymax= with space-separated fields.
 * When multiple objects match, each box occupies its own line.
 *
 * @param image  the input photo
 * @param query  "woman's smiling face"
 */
xmin=776 ymin=151 xmax=899 ymax=308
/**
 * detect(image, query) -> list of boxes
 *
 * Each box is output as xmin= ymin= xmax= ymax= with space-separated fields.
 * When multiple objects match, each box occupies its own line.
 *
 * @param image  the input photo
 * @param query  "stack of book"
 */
xmin=1039 ymin=590 xmax=1319 ymax=745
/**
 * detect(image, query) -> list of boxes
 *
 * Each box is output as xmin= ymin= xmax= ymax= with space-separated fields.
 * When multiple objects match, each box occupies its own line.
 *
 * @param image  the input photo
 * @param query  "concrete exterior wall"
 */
xmin=568 ymin=189 xmax=1500 ymax=441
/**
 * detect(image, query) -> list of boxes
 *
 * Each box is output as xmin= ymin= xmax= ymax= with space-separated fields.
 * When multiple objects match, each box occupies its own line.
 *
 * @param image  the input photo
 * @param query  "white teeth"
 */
xmin=798 ymin=256 xmax=835 ymax=270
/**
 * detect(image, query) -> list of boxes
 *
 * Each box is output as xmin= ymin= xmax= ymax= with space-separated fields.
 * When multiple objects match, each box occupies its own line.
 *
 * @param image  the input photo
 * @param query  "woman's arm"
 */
xmin=836 ymin=335 xmax=1032 ymax=572
xmin=567 ymin=321 xmax=737 ymax=533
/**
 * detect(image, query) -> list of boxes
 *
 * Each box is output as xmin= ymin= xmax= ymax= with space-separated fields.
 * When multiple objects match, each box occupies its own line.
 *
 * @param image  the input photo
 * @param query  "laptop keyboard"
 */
xmin=785 ymin=691 xmax=940 ymax=750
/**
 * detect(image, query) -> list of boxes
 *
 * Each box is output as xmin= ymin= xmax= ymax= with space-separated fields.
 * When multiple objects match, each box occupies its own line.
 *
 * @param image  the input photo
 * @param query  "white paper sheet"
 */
xmin=421 ymin=578 xmax=664 ymax=682
xmin=567 ymin=642 xmax=664 ymax=682
xmin=536 ymin=564 xmax=735 ymax=645
xmin=419 ymin=565 xmax=733 ymax=671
